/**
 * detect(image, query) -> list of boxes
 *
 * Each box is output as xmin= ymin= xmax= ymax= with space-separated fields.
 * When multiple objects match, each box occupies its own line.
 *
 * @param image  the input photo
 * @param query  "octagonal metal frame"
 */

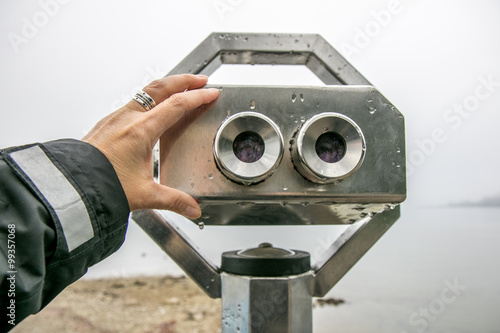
xmin=167 ymin=32 xmax=370 ymax=85
xmin=133 ymin=32 xmax=405 ymax=300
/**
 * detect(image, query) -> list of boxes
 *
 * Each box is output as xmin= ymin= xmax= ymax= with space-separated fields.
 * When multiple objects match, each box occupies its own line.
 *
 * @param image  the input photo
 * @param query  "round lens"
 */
xmin=315 ymin=132 xmax=346 ymax=163
xmin=233 ymin=131 xmax=265 ymax=163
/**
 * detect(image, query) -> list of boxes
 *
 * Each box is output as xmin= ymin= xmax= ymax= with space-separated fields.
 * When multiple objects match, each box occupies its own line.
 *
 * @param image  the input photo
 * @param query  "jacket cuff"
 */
xmin=43 ymin=139 xmax=131 ymax=262
xmin=6 ymin=139 xmax=130 ymax=265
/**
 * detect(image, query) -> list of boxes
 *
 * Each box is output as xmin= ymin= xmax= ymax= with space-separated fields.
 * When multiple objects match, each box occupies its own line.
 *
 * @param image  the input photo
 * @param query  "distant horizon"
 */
xmin=448 ymin=193 xmax=500 ymax=208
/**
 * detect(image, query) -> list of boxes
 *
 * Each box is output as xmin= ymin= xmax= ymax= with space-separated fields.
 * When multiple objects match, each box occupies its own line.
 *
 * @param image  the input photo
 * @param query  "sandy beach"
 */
xmin=12 ymin=276 xmax=222 ymax=333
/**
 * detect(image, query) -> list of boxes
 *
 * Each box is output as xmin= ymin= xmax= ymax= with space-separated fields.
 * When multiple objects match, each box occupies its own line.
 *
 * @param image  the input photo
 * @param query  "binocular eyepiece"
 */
xmin=214 ymin=112 xmax=284 ymax=185
xmin=214 ymin=112 xmax=366 ymax=185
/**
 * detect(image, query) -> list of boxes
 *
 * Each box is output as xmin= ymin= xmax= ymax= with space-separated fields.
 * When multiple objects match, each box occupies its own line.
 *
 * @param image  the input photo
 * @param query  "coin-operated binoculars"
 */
xmin=133 ymin=32 xmax=406 ymax=332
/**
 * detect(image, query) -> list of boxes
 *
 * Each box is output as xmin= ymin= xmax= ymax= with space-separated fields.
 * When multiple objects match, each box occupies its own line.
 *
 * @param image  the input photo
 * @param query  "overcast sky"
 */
xmin=1 ymin=0 xmax=499 ymax=209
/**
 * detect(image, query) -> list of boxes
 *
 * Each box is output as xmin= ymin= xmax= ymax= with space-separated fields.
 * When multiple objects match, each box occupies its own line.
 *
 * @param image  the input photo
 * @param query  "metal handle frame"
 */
xmin=167 ymin=32 xmax=370 ymax=86
xmin=132 ymin=206 xmax=400 ymax=298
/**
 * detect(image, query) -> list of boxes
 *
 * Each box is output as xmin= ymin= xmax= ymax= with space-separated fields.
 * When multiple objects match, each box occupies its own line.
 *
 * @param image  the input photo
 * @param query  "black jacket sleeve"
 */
xmin=0 ymin=139 xmax=130 ymax=332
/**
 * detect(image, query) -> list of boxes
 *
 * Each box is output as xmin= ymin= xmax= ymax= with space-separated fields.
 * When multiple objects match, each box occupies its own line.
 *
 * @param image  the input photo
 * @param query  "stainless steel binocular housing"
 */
xmin=160 ymin=85 xmax=405 ymax=226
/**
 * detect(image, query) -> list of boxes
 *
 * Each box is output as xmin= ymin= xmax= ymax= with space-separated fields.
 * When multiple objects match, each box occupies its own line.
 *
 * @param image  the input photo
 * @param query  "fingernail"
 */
xmin=183 ymin=205 xmax=202 ymax=219
xmin=196 ymin=74 xmax=208 ymax=79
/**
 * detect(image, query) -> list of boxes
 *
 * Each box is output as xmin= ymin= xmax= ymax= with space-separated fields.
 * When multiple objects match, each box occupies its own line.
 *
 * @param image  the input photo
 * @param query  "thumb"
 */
xmin=149 ymin=183 xmax=202 ymax=219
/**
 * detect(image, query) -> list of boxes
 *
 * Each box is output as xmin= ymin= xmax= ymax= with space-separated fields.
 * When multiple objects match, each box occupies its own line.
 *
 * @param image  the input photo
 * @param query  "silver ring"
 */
xmin=133 ymin=90 xmax=157 ymax=111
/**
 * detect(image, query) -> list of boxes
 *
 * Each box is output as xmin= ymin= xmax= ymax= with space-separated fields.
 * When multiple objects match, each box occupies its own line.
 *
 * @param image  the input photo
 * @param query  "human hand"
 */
xmin=83 ymin=74 xmax=219 ymax=218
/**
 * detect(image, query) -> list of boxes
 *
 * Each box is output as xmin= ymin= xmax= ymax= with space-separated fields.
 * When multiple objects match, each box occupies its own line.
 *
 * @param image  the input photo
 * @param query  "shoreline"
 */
xmin=13 ymin=276 xmax=222 ymax=333
xmin=13 ymin=275 xmax=345 ymax=332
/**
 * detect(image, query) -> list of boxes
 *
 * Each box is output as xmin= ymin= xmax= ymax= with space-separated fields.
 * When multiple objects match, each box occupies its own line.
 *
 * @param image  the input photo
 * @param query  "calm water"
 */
xmin=87 ymin=206 xmax=500 ymax=332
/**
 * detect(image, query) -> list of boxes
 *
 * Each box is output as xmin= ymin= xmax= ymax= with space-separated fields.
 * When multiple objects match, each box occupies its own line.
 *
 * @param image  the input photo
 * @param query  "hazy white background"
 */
xmin=2 ymin=1 xmax=500 ymax=332
xmin=1 ymin=0 xmax=499 ymax=206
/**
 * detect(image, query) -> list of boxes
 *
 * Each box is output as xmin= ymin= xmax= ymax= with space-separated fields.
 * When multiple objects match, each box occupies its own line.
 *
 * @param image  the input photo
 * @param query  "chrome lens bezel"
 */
xmin=214 ymin=112 xmax=284 ymax=184
xmin=294 ymin=112 xmax=366 ymax=183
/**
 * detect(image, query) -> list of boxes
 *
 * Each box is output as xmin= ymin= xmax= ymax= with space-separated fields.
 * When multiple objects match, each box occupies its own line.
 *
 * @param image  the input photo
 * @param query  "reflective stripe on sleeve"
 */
xmin=10 ymin=146 xmax=94 ymax=252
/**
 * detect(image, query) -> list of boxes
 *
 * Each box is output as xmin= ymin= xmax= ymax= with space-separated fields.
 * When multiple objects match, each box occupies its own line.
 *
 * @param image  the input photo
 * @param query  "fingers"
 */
xmin=146 ymin=183 xmax=202 ymax=219
xmin=146 ymin=87 xmax=219 ymax=137
xmin=130 ymin=74 xmax=210 ymax=112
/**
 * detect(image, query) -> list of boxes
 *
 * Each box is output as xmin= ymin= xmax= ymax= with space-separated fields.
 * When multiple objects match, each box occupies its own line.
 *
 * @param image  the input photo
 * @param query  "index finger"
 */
xmin=128 ymin=74 xmax=210 ymax=113
xmin=145 ymin=87 xmax=220 ymax=137
xmin=144 ymin=74 xmax=210 ymax=105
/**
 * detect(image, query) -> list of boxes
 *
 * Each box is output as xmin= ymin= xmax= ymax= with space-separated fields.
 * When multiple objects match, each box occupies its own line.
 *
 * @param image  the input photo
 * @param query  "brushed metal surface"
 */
xmin=167 ymin=32 xmax=370 ymax=86
xmin=160 ymin=85 xmax=405 ymax=225
xmin=221 ymin=272 xmax=313 ymax=333
xmin=312 ymin=206 xmax=401 ymax=297
xmin=131 ymin=210 xmax=221 ymax=298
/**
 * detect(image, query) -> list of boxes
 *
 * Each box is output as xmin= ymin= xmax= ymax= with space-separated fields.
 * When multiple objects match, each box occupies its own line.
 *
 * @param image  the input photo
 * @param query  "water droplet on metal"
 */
xmin=291 ymin=92 xmax=297 ymax=103
xmin=250 ymin=100 xmax=256 ymax=109
xmin=300 ymin=115 xmax=305 ymax=123
xmin=283 ymin=185 xmax=288 ymax=191
xmin=198 ymin=222 xmax=205 ymax=230
xmin=396 ymin=147 xmax=401 ymax=153
xmin=208 ymin=173 xmax=214 ymax=179
xmin=300 ymin=201 xmax=310 ymax=206
xmin=300 ymin=93 xmax=304 ymax=102
xmin=368 ymin=106 xmax=377 ymax=114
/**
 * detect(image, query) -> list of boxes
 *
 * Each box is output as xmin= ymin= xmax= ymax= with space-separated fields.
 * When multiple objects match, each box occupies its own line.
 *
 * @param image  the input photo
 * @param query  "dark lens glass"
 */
xmin=315 ymin=132 xmax=346 ymax=163
xmin=233 ymin=131 xmax=265 ymax=163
